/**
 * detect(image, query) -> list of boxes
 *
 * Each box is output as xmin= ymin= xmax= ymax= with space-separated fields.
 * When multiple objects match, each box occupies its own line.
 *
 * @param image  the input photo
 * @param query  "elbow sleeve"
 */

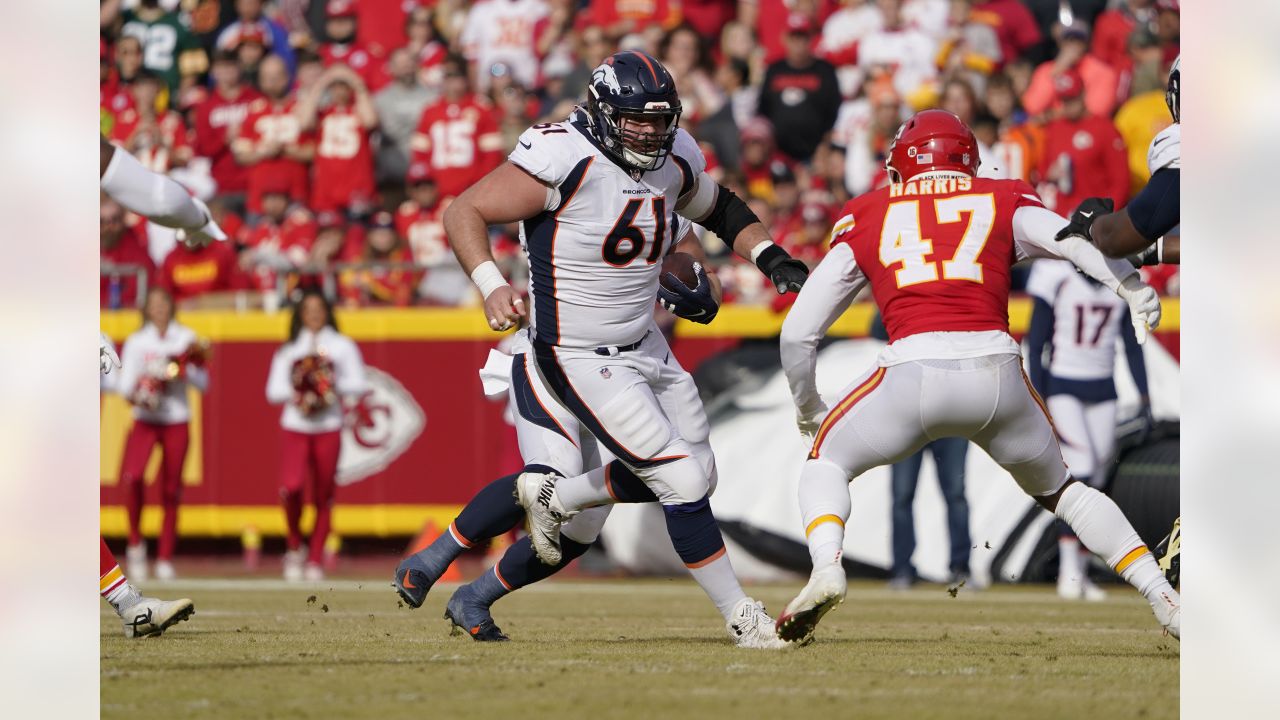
xmin=700 ymin=185 xmax=761 ymax=249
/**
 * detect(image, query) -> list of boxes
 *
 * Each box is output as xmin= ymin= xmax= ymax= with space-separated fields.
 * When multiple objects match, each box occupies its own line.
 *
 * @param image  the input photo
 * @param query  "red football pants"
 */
xmin=119 ymin=420 xmax=190 ymax=560
xmin=280 ymin=429 xmax=341 ymax=565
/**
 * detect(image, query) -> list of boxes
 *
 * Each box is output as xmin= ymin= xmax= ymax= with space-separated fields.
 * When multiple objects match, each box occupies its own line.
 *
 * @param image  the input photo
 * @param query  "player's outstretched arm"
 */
xmin=1014 ymin=205 xmax=1161 ymax=343
xmin=1058 ymin=169 xmax=1180 ymax=259
xmin=100 ymin=136 xmax=225 ymax=243
xmin=443 ymin=161 xmax=551 ymax=331
xmin=779 ymin=243 xmax=868 ymax=442
xmin=676 ymin=173 xmax=808 ymax=294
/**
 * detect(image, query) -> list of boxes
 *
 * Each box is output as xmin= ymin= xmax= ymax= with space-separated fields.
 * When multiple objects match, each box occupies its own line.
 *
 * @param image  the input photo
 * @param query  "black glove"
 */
xmin=755 ymin=244 xmax=809 ymax=294
xmin=657 ymin=261 xmax=719 ymax=324
xmin=1054 ymin=197 xmax=1114 ymax=244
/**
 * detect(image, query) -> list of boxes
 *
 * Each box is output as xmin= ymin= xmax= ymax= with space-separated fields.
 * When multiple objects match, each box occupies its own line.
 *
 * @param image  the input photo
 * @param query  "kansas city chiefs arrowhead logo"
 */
xmin=337 ymin=367 xmax=426 ymax=486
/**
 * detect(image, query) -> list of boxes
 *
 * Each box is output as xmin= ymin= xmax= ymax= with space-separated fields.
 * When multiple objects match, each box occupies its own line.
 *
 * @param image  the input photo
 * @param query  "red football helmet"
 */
xmin=885 ymin=110 xmax=980 ymax=183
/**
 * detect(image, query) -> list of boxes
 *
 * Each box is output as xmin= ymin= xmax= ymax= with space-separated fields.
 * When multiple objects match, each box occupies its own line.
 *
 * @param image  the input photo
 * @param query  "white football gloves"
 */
xmin=175 ymin=196 xmax=227 ymax=246
xmin=100 ymin=331 xmax=121 ymax=375
xmin=1117 ymin=273 xmax=1162 ymax=345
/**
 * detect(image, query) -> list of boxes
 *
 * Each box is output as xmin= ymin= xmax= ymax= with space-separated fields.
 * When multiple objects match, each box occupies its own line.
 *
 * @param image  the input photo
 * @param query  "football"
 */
xmin=660 ymin=252 xmax=700 ymax=291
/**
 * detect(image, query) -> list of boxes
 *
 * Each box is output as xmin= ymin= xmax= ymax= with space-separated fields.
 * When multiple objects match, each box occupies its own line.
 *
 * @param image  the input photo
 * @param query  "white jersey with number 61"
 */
xmin=508 ymin=110 xmax=711 ymax=348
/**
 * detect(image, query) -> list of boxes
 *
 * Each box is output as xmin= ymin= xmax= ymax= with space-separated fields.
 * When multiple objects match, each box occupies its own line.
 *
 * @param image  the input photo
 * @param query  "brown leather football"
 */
xmin=660 ymin=252 xmax=700 ymax=291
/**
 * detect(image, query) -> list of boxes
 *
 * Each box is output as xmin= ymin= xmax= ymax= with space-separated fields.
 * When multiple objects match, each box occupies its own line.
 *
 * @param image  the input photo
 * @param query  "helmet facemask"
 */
xmin=588 ymin=87 xmax=682 ymax=172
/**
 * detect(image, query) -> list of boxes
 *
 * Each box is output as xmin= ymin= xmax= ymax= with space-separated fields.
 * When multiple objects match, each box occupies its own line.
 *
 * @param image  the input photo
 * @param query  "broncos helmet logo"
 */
xmin=591 ymin=62 xmax=622 ymax=96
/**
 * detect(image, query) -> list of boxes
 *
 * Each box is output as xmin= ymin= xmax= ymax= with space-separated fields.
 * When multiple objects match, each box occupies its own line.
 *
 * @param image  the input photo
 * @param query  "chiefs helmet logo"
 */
xmin=337 ymin=367 xmax=426 ymax=486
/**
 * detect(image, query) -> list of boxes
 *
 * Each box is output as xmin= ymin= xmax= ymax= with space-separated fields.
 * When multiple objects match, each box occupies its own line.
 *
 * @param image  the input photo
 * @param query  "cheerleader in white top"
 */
xmin=115 ymin=287 xmax=210 ymax=582
xmin=266 ymin=290 xmax=368 ymax=581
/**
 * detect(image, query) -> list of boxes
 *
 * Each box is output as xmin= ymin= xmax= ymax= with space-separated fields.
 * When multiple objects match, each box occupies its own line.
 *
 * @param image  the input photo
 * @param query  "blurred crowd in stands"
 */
xmin=100 ymin=0 xmax=1181 ymax=311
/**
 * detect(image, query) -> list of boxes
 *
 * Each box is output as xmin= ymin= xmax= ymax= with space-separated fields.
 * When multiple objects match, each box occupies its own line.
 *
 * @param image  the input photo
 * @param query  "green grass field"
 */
xmin=101 ymin=579 xmax=1178 ymax=720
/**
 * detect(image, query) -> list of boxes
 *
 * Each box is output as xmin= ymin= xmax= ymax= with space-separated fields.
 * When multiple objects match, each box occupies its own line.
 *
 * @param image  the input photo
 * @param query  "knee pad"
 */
xmin=689 ymin=440 xmax=718 ymax=496
xmin=638 ymin=455 xmax=708 ymax=505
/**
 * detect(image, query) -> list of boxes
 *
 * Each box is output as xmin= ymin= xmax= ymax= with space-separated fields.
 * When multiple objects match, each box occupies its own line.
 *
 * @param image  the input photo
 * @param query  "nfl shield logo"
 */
xmin=599 ymin=367 xmax=612 ymax=380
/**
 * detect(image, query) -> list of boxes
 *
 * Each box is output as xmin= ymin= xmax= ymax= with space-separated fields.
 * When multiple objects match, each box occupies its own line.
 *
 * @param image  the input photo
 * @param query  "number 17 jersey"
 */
xmin=509 ymin=111 xmax=705 ymax=348
xmin=831 ymin=175 xmax=1047 ymax=343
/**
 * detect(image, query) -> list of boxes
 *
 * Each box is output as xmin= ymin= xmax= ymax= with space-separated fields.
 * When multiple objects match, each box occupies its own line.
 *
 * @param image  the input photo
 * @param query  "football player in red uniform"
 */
xmin=233 ymin=55 xmax=314 ymax=216
xmin=774 ymin=110 xmax=1180 ymax=644
xmin=409 ymin=55 xmax=502 ymax=200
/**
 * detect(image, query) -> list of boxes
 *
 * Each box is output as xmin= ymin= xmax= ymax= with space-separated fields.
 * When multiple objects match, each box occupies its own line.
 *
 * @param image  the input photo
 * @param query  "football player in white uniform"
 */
xmin=437 ymin=51 xmax=809 ymax=647
xmin=394 ymin=221 xmax=770 ymax=644
xmin=1025 ymin=260 xmax=1151 ymax=600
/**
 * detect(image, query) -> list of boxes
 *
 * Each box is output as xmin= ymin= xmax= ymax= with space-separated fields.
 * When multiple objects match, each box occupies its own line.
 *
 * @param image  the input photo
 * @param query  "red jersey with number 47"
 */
xmin=832 ymin=175 xmax=1045 ymax=343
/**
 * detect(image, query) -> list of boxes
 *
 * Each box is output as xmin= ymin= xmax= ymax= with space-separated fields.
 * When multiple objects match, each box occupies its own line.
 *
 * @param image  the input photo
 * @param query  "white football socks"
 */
xmin=798 ymin=459 xmax=852 ymax=569
xmin=1054 ymin=482 xmax=1176 ymax=606
xmin=686 ymin=550 xmax=746 ymax=621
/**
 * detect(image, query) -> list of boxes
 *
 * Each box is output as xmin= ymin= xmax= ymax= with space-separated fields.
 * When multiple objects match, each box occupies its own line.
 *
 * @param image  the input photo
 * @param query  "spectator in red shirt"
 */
xmin=1035 ymin=71 xmax=1129 ymax=216
xmin=239 ymin=180 xmax=317 ymax=293
xmin=396 ymin=162 xmax=450 ymax=268
xmin=1154 ymin=0 xmax=1179 ymax=62
xmin=590 ymin=0 xmax=682 ymax=39
xmin=1091 ymin=0 xmax=1156 ymax=74
xmin=192 ymin=51 xmax=264 ymax=203
xmin=409 ymin=55 xmax=502 ymax=201
xmin=970 ymin=0 xmax=1042 ymax=69
xmin=296 ymin=64 xmax=379 ymax=216
xmin=101 ymin=197 xmax=156 ymax=309
xmin=319 ymin=0 xmax=386 ymax=91
xmin=158 ymin=232 xmax=246 ymax=304
xmin=233 ymin=55 xmax=314 ymax=217
xmin=109 ymin=71 xmax=193 ymax=174
xmin=1022 ymin=24 xmax=1120 ymax=120
xmin=340 ymin=211 xmax=420 ymax=307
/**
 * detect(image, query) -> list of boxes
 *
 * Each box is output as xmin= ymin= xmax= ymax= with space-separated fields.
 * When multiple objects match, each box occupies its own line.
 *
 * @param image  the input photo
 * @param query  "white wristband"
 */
xmin=749 ymin=241 xmax=775 ymax=264
xmin=470 ymin=261 xmax=509 ymax=300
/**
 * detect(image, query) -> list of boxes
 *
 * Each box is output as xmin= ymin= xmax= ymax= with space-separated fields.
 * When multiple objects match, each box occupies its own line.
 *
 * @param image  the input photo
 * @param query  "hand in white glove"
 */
xmin=176 ymin=196 xmax=227 ymax=246
xmin=100 ymin=332 xmax=121 ymax=375
xmin=1117 ymin=274 xmax=1162 ymax=345
xmin=797 ymin=401 xmax=830 ymax=449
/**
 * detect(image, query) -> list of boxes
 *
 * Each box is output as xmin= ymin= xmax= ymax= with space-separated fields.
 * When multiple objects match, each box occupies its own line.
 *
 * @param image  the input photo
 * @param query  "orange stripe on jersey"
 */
xmin=1114 ymin=546 xmax=1150 ymax=573
xmin=809 ymin=367 xmax=887 ymax=459
xmin=805 ymin=514 xmax=845 ymax=538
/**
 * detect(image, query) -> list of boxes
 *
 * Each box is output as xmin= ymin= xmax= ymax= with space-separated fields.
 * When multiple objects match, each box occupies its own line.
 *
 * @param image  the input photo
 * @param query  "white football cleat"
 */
xmin=283 ymin=548 xmax=305 ymax=582
xmin=154 ymin=560 xmax=176 ymax=582
xmin=1152 ymin=588 xmax=1180 ymax=640
xmin=514 ymin=472 xmax=576 ymax=566
xmin=120 ymin=596 xmax=195 ymax=638
xmin=726 ymin=598 xmax=787 ymax=649
xmin=126 ymin=543 xmax=148 ymax=584
xmin=776 ymin=561 xmax=847 ymax=645
xmin=304 ymin=563 xmax=325 ymax=582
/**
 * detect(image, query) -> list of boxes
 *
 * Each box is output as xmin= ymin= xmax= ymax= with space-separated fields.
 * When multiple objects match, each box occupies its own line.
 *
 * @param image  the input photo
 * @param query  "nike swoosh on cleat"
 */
xmin=402 ymin=570 xmax=418 ymax=590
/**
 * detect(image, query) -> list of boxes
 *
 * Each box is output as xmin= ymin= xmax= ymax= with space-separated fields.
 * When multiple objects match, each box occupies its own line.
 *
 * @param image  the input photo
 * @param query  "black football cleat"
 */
xmin=444 ymin=585 xmax=510 ymax=642
xmin=392 ymin=554 xmax=436 ymax=609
